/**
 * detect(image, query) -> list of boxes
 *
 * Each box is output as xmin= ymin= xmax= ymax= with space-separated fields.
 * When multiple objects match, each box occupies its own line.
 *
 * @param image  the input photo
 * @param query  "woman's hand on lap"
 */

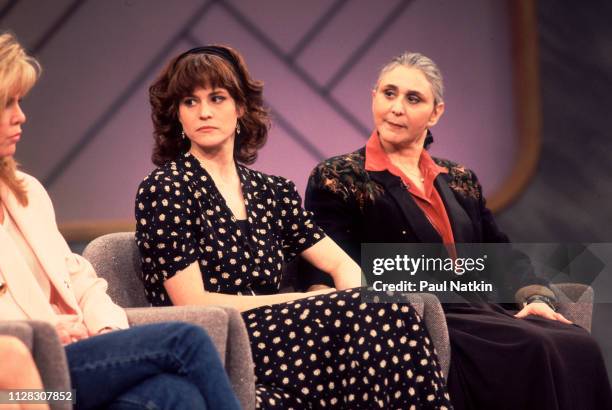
xmin=514 ymin=303 xmax=573 ymax=324
xmin=55 ymin=321 xmax=89 ymax=345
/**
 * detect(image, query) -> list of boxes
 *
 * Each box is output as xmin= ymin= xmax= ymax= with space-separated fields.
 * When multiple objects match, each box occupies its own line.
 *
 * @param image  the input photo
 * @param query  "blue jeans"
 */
xmin=65 ymin=322 xmax=241 ymax=410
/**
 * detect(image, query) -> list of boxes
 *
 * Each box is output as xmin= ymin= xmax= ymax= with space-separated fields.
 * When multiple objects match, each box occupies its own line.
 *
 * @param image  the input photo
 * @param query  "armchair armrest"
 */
xmin=0 ymin=320 xmax=72 ymax=410
xmin=0 ymin=321 xmax=33 ymax=347
xmin=125 ymin=306 xmax=256 ymax=410
xmin=396 ymin=293 xmax=450 ymax=380
xmin=126 ymin=306 xmax=230 ymax=361
xmin=418 ymin=294 xmax=450 ymax=380
xmin=217 ymin=307 xmax=256 ymax=410
xmin=550 ymin=283 xmax=594 ymax=332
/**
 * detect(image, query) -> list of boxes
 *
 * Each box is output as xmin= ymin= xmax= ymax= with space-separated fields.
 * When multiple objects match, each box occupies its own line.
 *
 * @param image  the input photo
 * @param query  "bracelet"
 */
xmin=524 ymin=294 xmax=557 ymax=312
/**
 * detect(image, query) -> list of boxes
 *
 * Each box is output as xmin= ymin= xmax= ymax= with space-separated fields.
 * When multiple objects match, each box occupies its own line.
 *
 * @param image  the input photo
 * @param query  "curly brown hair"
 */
xmin=149 ymin=45 xmax=270 ymax=166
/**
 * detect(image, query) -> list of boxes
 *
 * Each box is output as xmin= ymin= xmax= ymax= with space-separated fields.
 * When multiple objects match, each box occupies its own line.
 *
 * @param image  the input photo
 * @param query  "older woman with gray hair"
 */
xmin=303 ymin=51 xmax=612 ymax=409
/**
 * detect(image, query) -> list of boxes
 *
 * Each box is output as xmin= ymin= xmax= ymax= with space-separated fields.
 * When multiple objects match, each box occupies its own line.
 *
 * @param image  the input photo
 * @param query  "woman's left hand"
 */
xmin=514 ymin=303 xmax=573 ymax=324
xmin=55 ymin=321 xmax=90 ymax=345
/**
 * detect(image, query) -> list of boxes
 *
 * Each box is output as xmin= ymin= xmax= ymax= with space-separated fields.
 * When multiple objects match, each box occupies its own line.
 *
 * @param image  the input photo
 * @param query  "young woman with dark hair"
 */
xmin=135 ymin=44 xmax=453 ymax=409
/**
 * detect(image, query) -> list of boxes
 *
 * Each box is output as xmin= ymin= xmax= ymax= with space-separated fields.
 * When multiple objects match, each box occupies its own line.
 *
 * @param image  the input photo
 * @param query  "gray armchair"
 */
xmin=0 ymin=311 xmax=254 ymax=410
xmin=82 ymin=232 xmax=455 ymax=381
xmin=81 ymin=232 xmax=594 ymax=388
xmin=82 ymin=233 xmax=255 ymax=410
xmin=2 ymin=234 xmax=592 ymax=410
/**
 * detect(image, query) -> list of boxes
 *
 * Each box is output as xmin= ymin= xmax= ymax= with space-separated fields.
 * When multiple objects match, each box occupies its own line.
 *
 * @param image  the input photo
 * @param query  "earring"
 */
xmin=181 ymin=130 xmax=186 ymax=140
xmin=236 ymin=122 xmax=241 ymax=135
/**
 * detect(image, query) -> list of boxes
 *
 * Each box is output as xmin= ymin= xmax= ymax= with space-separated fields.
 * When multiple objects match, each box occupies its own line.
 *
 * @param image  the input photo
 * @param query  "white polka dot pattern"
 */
xmin=247 ymin=288 xmax=451 ymax=409
xmin=135 ymin=153 xmax=325 ymax=305
xmin=135 ymin=154 xmax=452 ymax=408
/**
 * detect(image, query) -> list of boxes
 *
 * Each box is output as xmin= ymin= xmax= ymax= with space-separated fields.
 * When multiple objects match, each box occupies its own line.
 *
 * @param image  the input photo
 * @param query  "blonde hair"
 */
xmin=0 ymin=32 xmax=41 ymax=206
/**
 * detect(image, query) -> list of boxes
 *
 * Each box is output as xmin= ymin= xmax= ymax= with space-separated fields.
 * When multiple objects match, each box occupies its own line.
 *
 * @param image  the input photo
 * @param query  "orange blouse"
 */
xmin=365 ymin=132 xmax=456 ymax=245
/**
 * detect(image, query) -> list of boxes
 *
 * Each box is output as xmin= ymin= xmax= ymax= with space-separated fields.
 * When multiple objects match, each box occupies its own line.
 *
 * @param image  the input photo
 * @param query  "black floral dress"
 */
xmin=135 ymin=153 xmax=452 ymax=409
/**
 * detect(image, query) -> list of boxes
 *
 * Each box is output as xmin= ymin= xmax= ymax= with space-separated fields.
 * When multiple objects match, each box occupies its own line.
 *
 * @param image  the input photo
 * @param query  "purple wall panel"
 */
xmin=332 ymin=0 xmax=516 ymax=196
xmin=5 ymin=0 xmax=518 ymax=223
xmin=0 ymin=0 xmax=74 ymax=48
xmin=224 ymin=0 xmax=334 ymax=53
xmin=298 ymin=0 xmax=404 ymax=87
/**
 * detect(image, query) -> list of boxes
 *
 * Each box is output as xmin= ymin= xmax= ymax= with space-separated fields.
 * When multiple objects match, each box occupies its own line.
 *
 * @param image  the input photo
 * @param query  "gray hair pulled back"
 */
xmin=377 ymin=52 xmax=444 ymax=105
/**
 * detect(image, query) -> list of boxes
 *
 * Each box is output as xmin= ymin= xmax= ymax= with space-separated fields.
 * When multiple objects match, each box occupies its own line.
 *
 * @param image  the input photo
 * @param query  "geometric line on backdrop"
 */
xmin=288 ymin=0 xmax=349 ymax=61
xmin=42 ymin=0 xmax=217 ymax=188
xmin=267 ymin=102 xmax=327 ymax=160
xmin=0 ymin=0 xmax=19 ymax=23
xmin=43 ymin=0 xmax=411 ymax=188
xmin=32 ymin=0 xmax=87 ymax=54
xmin=217 ymin=0 xmax=371 ymax=137
xmin=325 ymin=0 xmax=413 ymax=91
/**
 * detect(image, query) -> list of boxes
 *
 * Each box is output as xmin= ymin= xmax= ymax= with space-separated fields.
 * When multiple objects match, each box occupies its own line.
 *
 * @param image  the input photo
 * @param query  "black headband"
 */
xmin=174 ymin=45 xmax=246 ymax=87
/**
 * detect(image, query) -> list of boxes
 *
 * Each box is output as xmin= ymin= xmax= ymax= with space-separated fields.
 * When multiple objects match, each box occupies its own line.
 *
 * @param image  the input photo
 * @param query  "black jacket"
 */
xmin=301 ymin=147 xmax=552 ymax=303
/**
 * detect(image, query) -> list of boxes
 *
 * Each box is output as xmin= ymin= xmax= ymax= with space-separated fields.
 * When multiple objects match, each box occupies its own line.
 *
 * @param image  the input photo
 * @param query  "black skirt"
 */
xmin=444 ymin=303 xmax=612 ymax=410
xmin=243 ymin=288 xmax=452 ymax=409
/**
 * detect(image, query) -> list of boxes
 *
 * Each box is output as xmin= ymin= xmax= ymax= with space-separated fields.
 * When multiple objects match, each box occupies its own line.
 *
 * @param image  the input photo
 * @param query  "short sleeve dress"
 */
xmin=135 ymin=153 xmax=452 ymax=409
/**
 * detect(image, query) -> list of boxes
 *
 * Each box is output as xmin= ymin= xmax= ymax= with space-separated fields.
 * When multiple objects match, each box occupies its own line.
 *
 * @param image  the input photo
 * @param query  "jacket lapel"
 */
xmin=15 ymin=218 xmax=78 ymax=313
xmin=0 ymin=184 xmax=62 ymax=321
xmin=435 ymin=173 xmax=475 ymax=243
xmin=369 ymin=170 xmax=442 ymax=243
